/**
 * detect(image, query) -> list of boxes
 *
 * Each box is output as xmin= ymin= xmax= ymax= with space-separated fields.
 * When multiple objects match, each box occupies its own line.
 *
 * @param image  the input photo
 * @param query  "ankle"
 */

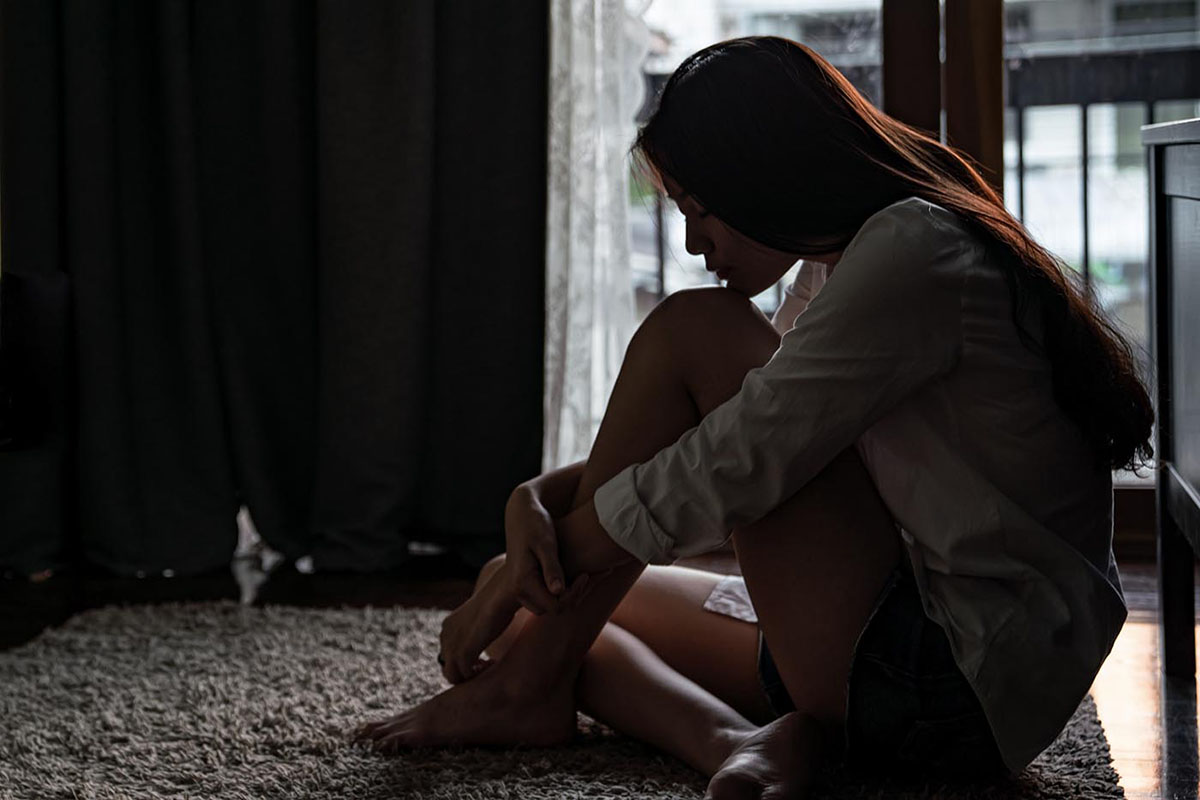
xmin=500 ymin=611 xmax=584 ymax=675
xmin=494 ymin=646 xmax=579 ymax=700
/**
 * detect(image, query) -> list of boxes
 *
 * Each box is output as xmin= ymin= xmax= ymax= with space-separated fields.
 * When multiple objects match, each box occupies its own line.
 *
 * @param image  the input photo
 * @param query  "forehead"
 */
xmin=660 ymin=173 xmax=685 ymax=200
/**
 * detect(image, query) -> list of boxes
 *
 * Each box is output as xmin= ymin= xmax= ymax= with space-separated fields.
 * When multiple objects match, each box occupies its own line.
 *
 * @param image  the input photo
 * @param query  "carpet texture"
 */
xmin=0 ymin=603 xmax=1123 ymax=799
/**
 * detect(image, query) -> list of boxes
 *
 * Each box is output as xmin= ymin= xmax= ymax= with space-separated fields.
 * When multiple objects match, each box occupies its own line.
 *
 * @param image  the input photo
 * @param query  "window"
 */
xmin=1005 ymin=0 xmax=1200 ymax=372
xmin=629 ymin=1 xmax=882 ymax=324
xmin=627 ymin=2 xmax=1197 ymax=486
xmin=1005 ymin=0 xmax=1200 ymax=485
xmin=1113 ymin=1 xmax=1196 ymax=28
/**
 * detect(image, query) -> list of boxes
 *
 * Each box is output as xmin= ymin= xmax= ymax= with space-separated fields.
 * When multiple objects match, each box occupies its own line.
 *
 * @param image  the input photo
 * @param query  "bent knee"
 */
xmin=632 ymin=287 xmax=779 ymax=364
xmin=647 ymin=286 xmax=770 ymax=333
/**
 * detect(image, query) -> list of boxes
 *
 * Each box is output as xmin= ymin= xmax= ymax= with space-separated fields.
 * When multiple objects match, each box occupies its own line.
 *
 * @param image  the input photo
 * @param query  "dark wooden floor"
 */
xmin=0 ymin=551 xmax=1195 ymax=799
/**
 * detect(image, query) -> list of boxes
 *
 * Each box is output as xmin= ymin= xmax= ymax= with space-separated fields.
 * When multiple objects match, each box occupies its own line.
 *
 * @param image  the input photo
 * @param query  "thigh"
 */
xmin=610 ymin=564 xmax=777 ymax=725
xmin=733 ymin=448 xmax=901 ymax=730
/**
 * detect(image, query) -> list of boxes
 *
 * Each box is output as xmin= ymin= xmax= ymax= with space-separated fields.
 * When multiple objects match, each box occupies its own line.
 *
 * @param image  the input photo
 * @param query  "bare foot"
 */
xmin=705 ymin=712 xmax=822 ymax=800
xmin=352 ymin=659 xmax=577 ymax=753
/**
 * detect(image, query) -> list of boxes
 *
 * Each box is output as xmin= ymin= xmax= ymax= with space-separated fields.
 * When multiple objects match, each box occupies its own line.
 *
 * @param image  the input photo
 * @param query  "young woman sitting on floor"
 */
xmin=355 ymin=36 xmax=1153 ymax=799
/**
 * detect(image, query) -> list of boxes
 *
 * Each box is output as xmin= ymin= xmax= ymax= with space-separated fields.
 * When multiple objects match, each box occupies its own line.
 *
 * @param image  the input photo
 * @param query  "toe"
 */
xmin=374 ymin=715 xmax=425 ymax=753
xmin=351 ymin=721 xmax=381 ymax=741
xmin=706 ymin=770 xmax=763 ymax=800
xmin=357 ymin=715 xmax=406 ymax=746
xmin=380 ymin=727 xmax=418 ymax=753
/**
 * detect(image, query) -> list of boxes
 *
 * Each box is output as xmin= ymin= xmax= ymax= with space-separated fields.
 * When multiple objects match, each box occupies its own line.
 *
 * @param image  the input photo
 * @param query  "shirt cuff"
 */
xmin=592 ymin=464 xmax=676 ymax=565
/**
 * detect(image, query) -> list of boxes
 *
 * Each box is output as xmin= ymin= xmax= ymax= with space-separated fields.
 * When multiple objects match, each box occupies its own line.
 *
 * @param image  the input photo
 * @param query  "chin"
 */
xmin=726 ymin=279 xmax=773 ymax=297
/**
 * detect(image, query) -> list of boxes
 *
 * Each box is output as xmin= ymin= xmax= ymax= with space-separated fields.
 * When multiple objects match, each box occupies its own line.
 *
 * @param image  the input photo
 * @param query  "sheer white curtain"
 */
xmin=544 ymin=0 xmax=650 ymax=471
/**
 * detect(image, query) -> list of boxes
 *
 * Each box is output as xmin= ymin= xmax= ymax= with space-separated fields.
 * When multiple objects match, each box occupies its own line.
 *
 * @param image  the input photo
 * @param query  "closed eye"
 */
xmin=667 ymin=190 xmax=710 ymax=220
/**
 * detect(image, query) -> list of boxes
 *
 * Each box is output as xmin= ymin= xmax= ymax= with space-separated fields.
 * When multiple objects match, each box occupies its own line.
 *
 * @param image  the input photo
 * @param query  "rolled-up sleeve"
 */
xmin=593 ymin=199 xmax=970 ymax=564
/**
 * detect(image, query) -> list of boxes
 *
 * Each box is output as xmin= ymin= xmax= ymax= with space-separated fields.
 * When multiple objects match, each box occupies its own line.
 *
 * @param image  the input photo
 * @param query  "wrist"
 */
xmin=557 ymin=499 xmax=638 ymax=575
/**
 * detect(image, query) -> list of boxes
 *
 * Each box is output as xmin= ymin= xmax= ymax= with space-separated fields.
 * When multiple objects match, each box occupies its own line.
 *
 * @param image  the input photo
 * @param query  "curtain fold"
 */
xmin=543 ymin=0 xmax=647 ymax=470
xmin=192 ymin=0 xmax=320 ymax=565
xmin=0 ymin=0 xmax=547 ymax=576
xmin=308 ymin=1 xmax=438 ymax=569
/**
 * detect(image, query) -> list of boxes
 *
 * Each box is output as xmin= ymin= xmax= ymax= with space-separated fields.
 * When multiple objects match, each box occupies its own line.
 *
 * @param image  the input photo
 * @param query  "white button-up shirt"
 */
xmin=593 ymin=197 xmax=1126 ymax=772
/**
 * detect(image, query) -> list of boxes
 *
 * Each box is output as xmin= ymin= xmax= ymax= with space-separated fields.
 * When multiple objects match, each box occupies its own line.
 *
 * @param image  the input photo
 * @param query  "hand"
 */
xmin=437 ymin=567 xmax=519 ymax=684
xmin=504 ymin=483 xmax=570 ymax=615
xmin=438 ymin=561 xmax=590 ymax=684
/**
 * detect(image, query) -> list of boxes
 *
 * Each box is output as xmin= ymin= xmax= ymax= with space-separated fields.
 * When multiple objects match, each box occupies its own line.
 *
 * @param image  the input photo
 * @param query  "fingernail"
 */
xmin=551 ymin=581 xmax=563 ymax=593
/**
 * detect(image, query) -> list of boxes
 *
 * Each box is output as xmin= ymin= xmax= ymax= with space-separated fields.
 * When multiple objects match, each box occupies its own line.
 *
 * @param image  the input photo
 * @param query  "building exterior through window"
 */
xmin=629 ymin=0 xmax=1200 ymax=380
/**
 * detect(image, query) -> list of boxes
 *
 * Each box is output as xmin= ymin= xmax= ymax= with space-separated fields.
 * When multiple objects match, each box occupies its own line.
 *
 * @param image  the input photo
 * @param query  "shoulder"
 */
xmin=830 ymin=197 xmax=981 ymax=292
xmin=805 ymin=197 xmax=982 ymax=328
xmin=848 ymin=197 xmax=978 ymax=260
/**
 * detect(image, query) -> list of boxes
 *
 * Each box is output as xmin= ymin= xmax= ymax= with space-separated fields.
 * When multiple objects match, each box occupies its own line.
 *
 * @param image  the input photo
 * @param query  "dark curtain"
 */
xmin=0 ymin=0 xmax=547 ymax=576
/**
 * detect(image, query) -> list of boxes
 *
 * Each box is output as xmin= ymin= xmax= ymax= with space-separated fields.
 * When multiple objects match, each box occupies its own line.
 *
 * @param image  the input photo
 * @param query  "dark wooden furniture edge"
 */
xmin=1160 ymin=466 xmax=1198 ymax=675
xmin=1145 ymin=117 xmax=1200 ymax=677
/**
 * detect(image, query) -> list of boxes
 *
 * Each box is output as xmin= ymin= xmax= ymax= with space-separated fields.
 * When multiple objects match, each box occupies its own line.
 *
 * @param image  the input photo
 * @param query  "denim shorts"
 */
xmin=756 ymin=562 xmax=1007 ymax=778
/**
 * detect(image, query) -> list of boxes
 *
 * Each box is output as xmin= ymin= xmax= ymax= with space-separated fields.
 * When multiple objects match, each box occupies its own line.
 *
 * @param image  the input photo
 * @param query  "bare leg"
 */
xmin=356 ymin=289 xmax=781 ymax=753
xmin=734 ymin=449 xmax=899 ymax=728
xmin=479 ymin=561 xmax=775 ymax=725
xmin=476 ymin=559 xmax=774 ymax=774
xmin=361 ymin=287 xmax=899 ymax=798
xmin=706 ymin=448 xmax=900 ymax=798
xmin=580 ymin=623 xmax=755 ymax=775
xmin=470 ymin=448 xmax=898 ymax=799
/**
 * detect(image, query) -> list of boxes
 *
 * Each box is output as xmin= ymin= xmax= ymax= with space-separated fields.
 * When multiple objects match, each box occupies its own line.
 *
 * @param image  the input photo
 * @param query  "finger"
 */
xmin=445 ymin=647 xmax=474 ymax=684
xmin=508 ymin=556 xmax=546 ymax=614
xmin=357 ymin=719 xmax=393 ymax=742
xmin=554 ymin=573 xmax=590 ymax=613
xmin=533 ymin=540 xmax=566 ymax=595
xmin=373 ymin=723 xmax=406 ymax=750
xmin=515 ymin=587 xmax=549 ymax=615
xmin=351 ymin=722 xmax=377 ymax=741
xmin=436 ymin=642 xmax=459 ymax=683
xmin=560 ymin=568 xmax=611 ymax=611
xmin=357 ymin=719 xmax=391 ymax=740
xmin=454 ymin=651 xmax=478 ymax=684
xmin=517 ymin=566 xmax=559 ymax=614
xmin=518 ymin=597 xmax=549 ymax=618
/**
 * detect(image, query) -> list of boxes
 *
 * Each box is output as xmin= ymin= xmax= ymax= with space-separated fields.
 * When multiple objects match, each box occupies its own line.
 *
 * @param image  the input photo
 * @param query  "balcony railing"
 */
xmin=633 ymin=44 xmax=1200 ymax=336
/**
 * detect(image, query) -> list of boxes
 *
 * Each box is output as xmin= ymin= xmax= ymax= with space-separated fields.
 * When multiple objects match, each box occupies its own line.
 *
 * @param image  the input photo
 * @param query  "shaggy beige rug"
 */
xmin=0 ymin=603 xmax=1122 ymax=799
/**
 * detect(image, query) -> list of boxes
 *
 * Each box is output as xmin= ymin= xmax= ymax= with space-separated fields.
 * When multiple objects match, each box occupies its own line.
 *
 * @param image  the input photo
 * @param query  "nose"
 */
xmin=684 ymin=218 xmax=713 ymax=257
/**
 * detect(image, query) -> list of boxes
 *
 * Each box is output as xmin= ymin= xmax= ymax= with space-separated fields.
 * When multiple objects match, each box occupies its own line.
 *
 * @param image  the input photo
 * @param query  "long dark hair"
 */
xmin=634 ymin=36 xmax=1153 ymax=472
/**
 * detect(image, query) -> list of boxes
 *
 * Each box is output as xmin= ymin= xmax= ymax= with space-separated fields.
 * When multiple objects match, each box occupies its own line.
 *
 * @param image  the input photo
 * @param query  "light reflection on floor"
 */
xmin=1091 ymin=616 xmax=1165 ymax=798
xmin=1089 ymin=560 xmax=1200 ymax=800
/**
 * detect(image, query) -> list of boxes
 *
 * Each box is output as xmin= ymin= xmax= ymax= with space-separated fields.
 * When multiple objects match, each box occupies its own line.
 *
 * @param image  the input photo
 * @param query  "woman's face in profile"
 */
xmin=661 ymin=174 xmax=815 ymax=297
